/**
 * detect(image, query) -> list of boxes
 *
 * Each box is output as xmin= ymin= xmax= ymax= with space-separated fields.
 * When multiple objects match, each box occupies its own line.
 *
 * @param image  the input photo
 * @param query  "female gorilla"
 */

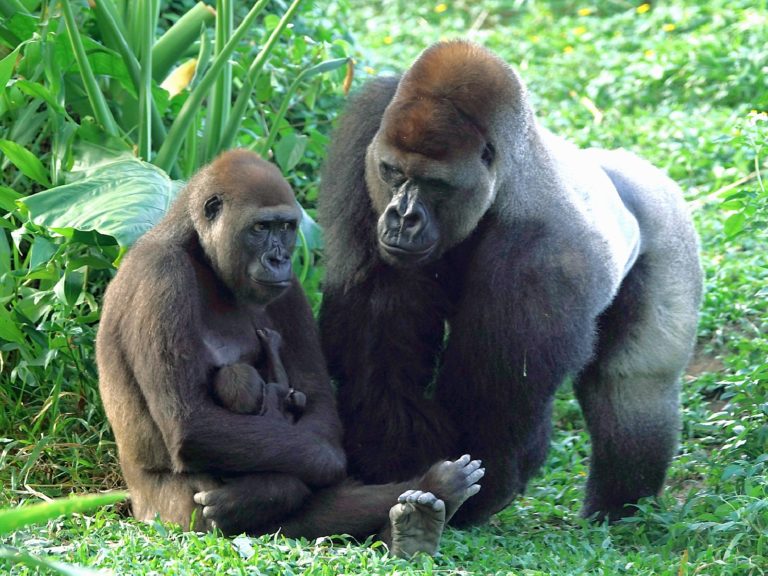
xmin=96 ymin=150 xmax=483 ymax=557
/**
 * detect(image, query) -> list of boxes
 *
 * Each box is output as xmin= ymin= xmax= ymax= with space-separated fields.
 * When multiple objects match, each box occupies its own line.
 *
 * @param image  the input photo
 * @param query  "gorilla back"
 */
xmin=318 ymin=40 xmax=702 ymax=524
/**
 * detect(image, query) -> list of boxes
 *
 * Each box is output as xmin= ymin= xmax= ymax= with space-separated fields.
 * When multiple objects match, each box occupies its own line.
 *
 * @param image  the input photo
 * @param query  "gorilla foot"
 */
xmin=389 ymin=490 xmax=446 ymax=558
xmin=420 ymin=454 xmax=484 ymax=521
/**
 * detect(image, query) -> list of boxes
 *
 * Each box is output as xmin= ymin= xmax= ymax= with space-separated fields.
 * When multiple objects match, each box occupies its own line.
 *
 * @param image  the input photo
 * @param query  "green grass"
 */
xmin=2 ymin=0 xmax=767 ymax=574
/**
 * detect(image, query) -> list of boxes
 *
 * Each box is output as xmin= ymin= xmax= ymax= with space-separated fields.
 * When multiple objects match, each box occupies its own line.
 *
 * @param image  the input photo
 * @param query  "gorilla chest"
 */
xmin=201 ymin=306 xmax=268 ymax=367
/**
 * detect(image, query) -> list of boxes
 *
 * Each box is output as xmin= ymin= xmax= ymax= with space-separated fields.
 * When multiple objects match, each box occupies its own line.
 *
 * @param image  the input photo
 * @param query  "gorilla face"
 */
xmin=193 ymin=153 xmax=301 ymax=304
xmin=241 ymin=206 xmax=299 ymax=301
xmin=366 ymin=96 xmax=498 ymax=268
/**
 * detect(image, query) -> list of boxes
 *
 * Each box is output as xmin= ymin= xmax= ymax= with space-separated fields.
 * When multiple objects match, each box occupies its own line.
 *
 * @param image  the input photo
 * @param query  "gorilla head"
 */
xmin=188 ymin=150 xmax=301 ymax=303
xmin=364 ymin=42 xmax=531 ymax=267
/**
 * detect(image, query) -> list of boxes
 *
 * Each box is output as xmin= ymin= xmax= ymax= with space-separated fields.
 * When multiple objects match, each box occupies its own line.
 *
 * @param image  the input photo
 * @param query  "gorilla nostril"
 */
xmin=402 ymin=212 xmax=423 ymax=232
xmin=384 ymin=206 xmax=401 ymax=229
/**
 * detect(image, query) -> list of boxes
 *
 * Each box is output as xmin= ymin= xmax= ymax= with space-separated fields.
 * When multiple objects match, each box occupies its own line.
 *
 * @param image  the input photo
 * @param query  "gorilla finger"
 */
xmin=398 ymin=489 xmax=417 ymax=503
xmin=193 ymin=491 xmax=210 ymax=506
xmin=464 ymin=484 xmax=481 ymax=498
xmin=453 ymin=454 xmax=471 ymax=467
xmin=466 ymin=468 xmax=486 ymax=485
xmin=416 ymin=492 xmax=440 ymax=507
xmin=461 ymin=459 xmax=483 ymax=476
xmin=201 ymin=504 xmax=218 ymax=519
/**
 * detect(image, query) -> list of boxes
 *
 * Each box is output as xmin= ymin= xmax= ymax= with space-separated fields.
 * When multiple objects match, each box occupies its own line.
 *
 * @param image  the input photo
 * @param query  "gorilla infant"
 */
xmin=318 ymin=40 xmax=702 ymax=524
xmin=96 ymin=149 xmax=483 ymax=557
xmin=213 ymin=329 xmax=306 ymax=420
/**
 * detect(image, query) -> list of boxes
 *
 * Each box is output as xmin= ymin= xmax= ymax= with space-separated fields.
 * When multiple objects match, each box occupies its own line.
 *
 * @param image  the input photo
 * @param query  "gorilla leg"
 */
xmin=575 ymin=255 xmax=699 ymax=519
xmin=124 ymin=466 xmax=219 ymax=531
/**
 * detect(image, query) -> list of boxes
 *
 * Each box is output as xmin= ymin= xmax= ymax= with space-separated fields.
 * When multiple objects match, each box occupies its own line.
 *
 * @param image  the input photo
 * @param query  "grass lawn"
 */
xmin=2 ymin=0 xmax=766 ymax=574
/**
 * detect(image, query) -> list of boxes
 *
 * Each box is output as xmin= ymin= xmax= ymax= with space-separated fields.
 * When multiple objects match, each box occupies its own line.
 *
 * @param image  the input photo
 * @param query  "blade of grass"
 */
xmin=60 ymin=0 xmax=120 ymax=137
xmin=137 ymin=0 xmax=157 ymax=160
xmin=216 ymin=0 xmax=306 ymax=155
xmin=153 ymin=0 xmax=274 ymax=172
xmin=0 ymin=492 xmax=127 ymax=534
xmin=91 ymin=0 xmax=168 ymax=147
xmin=202 ymin=0 xmax=233 ymax=164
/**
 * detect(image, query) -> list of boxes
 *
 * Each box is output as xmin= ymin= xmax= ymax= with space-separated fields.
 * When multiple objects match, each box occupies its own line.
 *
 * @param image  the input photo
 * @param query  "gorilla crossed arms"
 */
xmin=97 ymin=40 xmax=701 ymax=550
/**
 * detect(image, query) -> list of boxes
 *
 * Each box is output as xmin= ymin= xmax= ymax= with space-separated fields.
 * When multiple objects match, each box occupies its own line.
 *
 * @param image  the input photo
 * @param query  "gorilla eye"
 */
xmin=280 ymin=222 xmax=296 ymax=232
xmin=379 ymin=162 xmax=405 ymax=185
xmin=253 ymin=222 xmax=269 ymax=232
xmin=481 ymin=143 xmax=496 ymax=167
xmin=203 ymin=195 xmax=223 ymax=221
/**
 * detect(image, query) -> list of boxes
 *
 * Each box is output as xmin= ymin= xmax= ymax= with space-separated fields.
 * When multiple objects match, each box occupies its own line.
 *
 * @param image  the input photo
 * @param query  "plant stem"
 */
xmin=217 ymin=0 xmax=305 ymax=155
xmin=153 ymin=0 xmax=274 ymax=172
xmin=60 ymin=0 xmax=120 ymax=137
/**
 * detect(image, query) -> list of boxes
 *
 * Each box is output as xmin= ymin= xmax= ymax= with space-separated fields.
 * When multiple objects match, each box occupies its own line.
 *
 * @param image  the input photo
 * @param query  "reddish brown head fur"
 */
xmin=382 ymin=41 xmax=519 ymax=158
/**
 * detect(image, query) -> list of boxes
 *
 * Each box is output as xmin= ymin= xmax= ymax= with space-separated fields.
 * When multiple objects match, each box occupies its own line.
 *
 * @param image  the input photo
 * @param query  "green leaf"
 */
xmin=21 ymin=157 xmax=183 ymax=248
xmin=54 ymin=268 xmax=85 ymax=307
xmin=28 ymin=235 xmax=56 ymax=271
xmin=299 ymin=206 xmax=322 ymax=251
xmin=724 ymin=212 xmax=746 ymax=237
xmin=0 ymin=492 xmax=127 ymax=534
xmin=0 ymin=185 xmax=22 ymax=212
xmin=0 ymin=304 xmax=25 ymax=344
xmin=0 ymin=139 xmax=50 ymax=187
xmin=0 ymin=44 xmax=21 ymax=97
xmin=275 ymin=131 xmax=307 ymax=172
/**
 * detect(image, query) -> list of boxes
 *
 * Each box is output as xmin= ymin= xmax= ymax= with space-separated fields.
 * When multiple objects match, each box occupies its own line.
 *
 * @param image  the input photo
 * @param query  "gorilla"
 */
xmin=318 ymin=40 xmax=702 ymax=524
xmin=96 ymin=149 xmax=484 ymax=557
xmin=212 ymin=329 xmax=306 ymax=420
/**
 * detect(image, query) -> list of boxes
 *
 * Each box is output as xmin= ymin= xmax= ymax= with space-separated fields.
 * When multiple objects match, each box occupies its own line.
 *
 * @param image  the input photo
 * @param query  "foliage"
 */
xmin=1 ymin=0 xmax=767 ymax=574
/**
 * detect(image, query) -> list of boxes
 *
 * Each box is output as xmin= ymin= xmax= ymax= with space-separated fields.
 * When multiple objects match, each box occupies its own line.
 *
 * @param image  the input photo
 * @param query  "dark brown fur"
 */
xmin=96 ymin=150 xmax=482 ymax=553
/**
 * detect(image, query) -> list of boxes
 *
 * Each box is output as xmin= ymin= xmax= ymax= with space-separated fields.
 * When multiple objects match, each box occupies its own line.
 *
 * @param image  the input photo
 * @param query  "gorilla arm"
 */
xmin=433 ymin=219 xmax=615 ymax=524
xmin=124 ymin=247 xmax=345 ymax=487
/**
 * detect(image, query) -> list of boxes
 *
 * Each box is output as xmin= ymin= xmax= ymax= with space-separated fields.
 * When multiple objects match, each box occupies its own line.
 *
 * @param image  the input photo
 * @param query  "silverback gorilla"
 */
xmin=96 ymin=150 xmax=484 ymax=557
xmin=318 ymin=40 xmax=702 ymax=524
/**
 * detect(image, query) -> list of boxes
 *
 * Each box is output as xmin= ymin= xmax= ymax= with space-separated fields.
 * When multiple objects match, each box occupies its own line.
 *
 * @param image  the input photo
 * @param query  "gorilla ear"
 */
xmin=481 ymin=143 xmax=496 ymax=167
xmin=204 ymin=195 xmax=223 ymax=221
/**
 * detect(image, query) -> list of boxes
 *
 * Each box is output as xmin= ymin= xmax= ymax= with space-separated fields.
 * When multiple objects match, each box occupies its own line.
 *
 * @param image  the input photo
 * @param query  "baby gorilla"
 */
xmin=213 ymin=329 xmax=306 ymax=420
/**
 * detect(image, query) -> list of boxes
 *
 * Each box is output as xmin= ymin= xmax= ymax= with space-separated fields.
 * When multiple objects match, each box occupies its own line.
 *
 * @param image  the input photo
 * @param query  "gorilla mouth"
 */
xmin=379 ymin=240 xmax=436 ymax=265
xmin=250 ymin=277 xmax=291 ymax=288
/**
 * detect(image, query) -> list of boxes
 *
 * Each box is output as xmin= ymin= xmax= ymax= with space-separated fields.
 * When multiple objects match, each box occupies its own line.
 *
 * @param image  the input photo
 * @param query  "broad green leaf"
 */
xmin=54 ymin=268 xmax=85 ymax=307
xmin=0 ymin=185 xmax=22 ymax=212
xmin=21 ymin=158 xmax=183 ymax=248
xmin=723 ymin=212 xmax=746 ymax=238
xmin=299 ymin=206 xmax=322 ymax=251
xmin=0 ymin=139 xmax=50 ymax=187
xmin=28 ymin=235 xmax=56 ymax=271
xmin=0 ymin=45 xmax=21 ymax=96
xmin=0 ymin=304 xmax=24 ymax=344
xmin=14 ymin=79 xmax=66 ymax=114
xmin=0 ymin=491 xmax=127 ymax=534
xmin=275 ymin=131 xmax=307 ymax=173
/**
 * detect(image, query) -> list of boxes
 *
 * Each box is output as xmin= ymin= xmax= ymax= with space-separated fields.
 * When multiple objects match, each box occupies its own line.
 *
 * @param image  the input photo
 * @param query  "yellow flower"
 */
xmin=383 ymin=35 xmax=393 ymax=45
xmin=434 ymin=3 xmax=447 ymax=13
xmin=636 ymin=3 xmax=650 ymax=14
xmin=574 ymin=25 xmax=587 ymax=35
xmin=564 ymin=45 xmax=574 ymax=54
xmin=662 ymin=23 xmax=676 ymax=31
xmin=578 ymin=7 xmax=592 ymax=16
xmin=530 ymin=35 xmax=540 ymax=43
xmin=364 ymin=66 xmax=376 ymax=75
xmin=644 ymin=49 xmax=655 ymax=58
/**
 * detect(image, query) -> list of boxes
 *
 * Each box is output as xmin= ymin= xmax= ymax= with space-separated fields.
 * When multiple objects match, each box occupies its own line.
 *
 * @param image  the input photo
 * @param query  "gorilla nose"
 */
xmin=383 ymin=203 xmax=426 ymax=239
